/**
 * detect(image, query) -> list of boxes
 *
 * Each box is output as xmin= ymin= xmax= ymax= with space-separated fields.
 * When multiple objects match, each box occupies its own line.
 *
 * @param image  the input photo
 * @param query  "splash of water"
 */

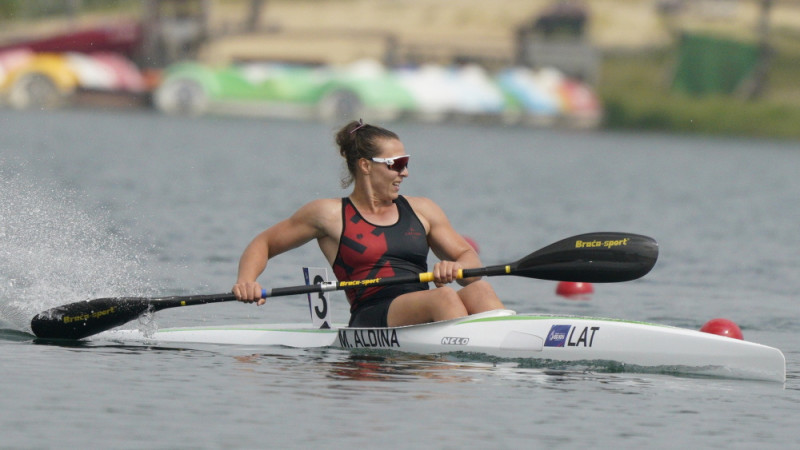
xmin=0 ymin=158 xmax=152 ymax=333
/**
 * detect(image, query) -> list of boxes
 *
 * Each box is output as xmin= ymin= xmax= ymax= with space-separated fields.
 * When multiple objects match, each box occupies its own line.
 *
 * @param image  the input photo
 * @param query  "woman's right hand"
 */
xmin=232 ymin=281 xmax=265 ymax=306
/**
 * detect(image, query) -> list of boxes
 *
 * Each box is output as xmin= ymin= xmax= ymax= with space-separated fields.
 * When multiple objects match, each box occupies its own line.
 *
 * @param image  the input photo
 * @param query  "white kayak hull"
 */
xmin=99 ymin=310 xmax=786 ymax=383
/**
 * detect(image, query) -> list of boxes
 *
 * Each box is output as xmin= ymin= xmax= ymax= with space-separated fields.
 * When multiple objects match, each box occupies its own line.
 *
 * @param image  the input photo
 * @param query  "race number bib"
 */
xmin=303 ymin=267 xmax=331 ymax=329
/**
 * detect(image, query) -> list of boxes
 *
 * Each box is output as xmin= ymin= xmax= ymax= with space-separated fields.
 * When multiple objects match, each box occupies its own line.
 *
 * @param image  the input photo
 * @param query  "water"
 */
xmin=1 ymin=109 xmax=798 ymax=448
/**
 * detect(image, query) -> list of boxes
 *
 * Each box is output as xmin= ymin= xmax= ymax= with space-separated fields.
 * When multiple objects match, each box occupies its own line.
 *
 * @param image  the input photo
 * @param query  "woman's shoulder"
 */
xmin=404 ymin=195 xmax=437 ymax=206
xmin=290 ymin=198 xmax=343 ymax=237
xmin=305 ymin=197 xmax=343 ymax=207
xmin=298 ymin=197 xmax=342 ymax=215
xmin=403 ymin=195 xmax=445 ymax=217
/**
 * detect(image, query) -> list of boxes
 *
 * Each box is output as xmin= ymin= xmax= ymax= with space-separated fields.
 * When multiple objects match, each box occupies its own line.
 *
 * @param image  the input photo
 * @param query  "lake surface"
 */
xmin=1 ymin=109 xmax=798 ymax=448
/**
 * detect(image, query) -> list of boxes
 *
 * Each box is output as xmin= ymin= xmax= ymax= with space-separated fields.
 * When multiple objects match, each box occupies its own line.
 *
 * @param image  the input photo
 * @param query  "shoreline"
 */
xmin=2 ymin=1 xmax=799 ymax=140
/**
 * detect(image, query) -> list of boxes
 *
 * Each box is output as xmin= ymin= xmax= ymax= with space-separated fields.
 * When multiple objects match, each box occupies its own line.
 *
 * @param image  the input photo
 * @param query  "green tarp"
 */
xmin=672 ymin=33 xmax=760 ymax=96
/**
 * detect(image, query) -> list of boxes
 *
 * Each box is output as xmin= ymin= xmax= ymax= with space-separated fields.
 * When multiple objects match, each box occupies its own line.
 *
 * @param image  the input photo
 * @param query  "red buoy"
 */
xmin=700 ymin=318 xmax=743 ymax=340
xmin=463 ymin=235 xmax=480 ymax=254
xmin=556 ymin=281 xmax=594 ymax=299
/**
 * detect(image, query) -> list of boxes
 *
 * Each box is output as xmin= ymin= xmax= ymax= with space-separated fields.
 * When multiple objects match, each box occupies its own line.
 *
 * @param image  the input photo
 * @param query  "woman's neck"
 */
xmin=349 ymin=182 xmax=395 ymax=213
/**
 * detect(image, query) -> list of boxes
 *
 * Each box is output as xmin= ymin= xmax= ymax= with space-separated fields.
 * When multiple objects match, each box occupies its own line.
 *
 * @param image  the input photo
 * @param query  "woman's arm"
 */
xmin=408 ymin=197 xmax=482 ymax=286
xmin=233 ymin=198 xmax=339 ymax=304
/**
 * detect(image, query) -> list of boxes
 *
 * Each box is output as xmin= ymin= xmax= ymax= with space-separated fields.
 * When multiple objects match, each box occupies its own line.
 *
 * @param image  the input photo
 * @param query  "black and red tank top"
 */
xmin=332 ymin=195 xmax=429 ymax=312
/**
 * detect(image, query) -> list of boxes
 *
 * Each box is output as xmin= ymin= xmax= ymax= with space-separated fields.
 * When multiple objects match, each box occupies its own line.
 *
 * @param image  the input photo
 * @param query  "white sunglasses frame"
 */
xmin=370 ymin=154 xmax=410 ymax=171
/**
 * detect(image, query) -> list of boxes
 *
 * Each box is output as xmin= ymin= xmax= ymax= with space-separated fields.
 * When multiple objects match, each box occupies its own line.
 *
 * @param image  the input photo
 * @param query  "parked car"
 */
xmin=0 ymin=49 xmax=147 ymax=109
xmin=153 ymin=60 xmax=418 ymax=121
xmin=496 ymin=67 xmax=601 ymax=127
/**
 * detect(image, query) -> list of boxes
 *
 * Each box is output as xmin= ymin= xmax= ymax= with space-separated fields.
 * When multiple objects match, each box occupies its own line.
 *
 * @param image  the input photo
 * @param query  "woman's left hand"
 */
xmin=432 ymin=260 xmax=462 ymax=287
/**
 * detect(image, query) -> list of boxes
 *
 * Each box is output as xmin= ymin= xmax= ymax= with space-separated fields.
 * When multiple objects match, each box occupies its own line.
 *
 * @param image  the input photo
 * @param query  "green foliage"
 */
xmin=603 ymin=94 xmax=799 ymax=139
xmin=0 ymin=0 xmax=135 ymax=19
xmin=599 ymin=33 xmax=800 ymax=140
xmin=0 ymin=0 xmax=26 ymax=18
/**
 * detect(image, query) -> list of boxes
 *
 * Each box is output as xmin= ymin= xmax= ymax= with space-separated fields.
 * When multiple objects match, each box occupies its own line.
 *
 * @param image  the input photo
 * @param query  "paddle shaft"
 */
xmin=268 ymin=268 xmax=498 ymax=297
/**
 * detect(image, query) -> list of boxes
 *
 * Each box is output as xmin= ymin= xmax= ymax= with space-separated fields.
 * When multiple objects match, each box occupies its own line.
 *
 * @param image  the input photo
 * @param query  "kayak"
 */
xmin=98 ymin=309 xmax=786 ymax=383
xmin=30 ymin=233 xmax=784 ymax=382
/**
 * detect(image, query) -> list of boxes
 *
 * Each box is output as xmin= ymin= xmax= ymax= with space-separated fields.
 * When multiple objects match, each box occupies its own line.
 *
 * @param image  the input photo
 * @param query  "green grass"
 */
xmin=598 ymin=32 xmax=800 ymax=140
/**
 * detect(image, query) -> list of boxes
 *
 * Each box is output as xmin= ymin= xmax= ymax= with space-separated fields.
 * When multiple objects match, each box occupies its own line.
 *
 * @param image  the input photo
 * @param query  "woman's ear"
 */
xmin=357 ymin=157 xmax=371 ymax=176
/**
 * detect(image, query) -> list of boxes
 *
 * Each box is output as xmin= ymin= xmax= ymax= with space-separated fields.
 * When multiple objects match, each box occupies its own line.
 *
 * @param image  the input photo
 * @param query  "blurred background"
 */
xmin=0 ymin=0 xmax=798 ymax=138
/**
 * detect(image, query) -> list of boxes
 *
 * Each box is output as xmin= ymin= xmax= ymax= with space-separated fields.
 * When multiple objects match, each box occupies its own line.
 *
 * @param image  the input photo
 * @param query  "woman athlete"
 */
xmin=232 ymin=120 xmax=504 ymax=327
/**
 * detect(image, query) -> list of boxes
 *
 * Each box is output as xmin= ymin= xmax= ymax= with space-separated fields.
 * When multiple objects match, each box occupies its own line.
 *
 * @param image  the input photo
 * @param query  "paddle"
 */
xmin=30 ymin=231 xmax=658 ymax=340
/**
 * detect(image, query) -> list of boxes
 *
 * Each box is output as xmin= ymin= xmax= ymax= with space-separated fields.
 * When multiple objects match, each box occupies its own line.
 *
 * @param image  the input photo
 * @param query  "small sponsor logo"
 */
xmin=339 ymin=278 xmax=381 ymax=288
xmin=405 ymin=226 xmax=424 ymax=237
xmin=574 ymin=238 xmax=630 ymax=249
xmin=544 ymin=325 xmax=572 ymax=347
xmin=62 ymin=306 xmax=117 ymax=324
xmin=441 ymin=337 xmax=469 ymax=345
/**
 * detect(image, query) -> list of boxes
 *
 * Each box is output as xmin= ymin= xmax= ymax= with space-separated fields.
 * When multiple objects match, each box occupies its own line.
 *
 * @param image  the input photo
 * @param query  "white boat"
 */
xmin=98 ymin=309 xmax=786 ymax=383
xmin=33 ymin=235 xmax=785 ymax=383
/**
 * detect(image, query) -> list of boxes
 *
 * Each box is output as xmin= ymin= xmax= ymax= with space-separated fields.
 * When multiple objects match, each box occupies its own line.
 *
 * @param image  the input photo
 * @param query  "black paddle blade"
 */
xmin=31 ymin=293 xmax=237 ymax=340
xmin=30 ymin=298 xmax=153 ymax=340
xmin=512 ymin=232 xmax=658 ymax=282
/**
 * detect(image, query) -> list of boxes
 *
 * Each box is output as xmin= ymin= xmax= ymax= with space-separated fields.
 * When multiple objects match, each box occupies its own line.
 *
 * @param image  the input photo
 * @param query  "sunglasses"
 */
xmin=371 ymin=155 xmax=410 ymax=172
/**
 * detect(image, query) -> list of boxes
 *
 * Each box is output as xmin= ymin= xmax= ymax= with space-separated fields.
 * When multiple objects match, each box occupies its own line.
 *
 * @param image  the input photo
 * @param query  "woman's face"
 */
xmin=370 ymin=138 xmax=409 ymax=199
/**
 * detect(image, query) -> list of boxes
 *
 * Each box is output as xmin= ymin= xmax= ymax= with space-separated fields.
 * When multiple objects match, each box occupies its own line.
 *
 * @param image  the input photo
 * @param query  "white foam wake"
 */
xmin=0 ymin=157 xmax=150 ymax=332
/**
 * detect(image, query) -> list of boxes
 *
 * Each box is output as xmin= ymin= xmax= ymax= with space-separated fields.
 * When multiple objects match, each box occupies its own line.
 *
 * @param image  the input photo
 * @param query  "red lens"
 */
xmin=388 ymin=156 xmax=409 ymax=172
